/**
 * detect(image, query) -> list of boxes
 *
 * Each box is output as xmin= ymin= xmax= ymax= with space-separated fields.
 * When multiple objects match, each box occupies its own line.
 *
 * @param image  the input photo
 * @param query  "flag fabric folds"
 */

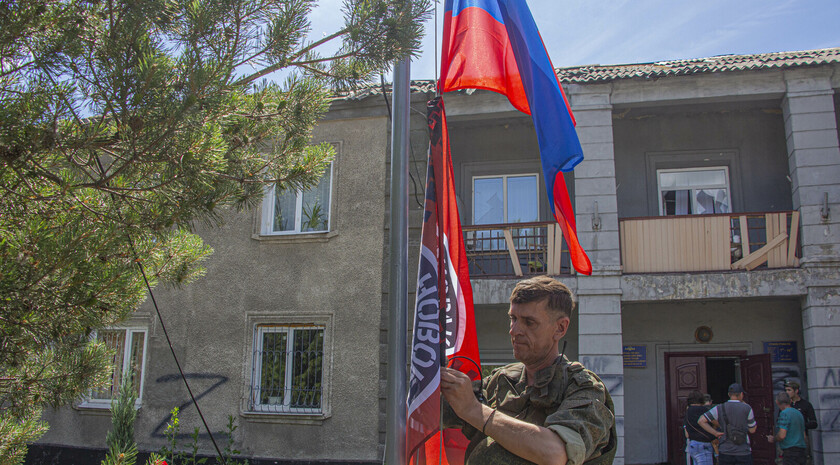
xmin=440 ymin=0 xmax=592 ymax=275
xmin=406 ymin=97 xmax=482 ymax=465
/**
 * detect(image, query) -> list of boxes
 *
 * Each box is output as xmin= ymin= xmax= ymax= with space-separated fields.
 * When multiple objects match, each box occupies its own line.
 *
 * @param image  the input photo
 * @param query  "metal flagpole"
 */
xmin=385 ymin=56 xmax=411 ymax=465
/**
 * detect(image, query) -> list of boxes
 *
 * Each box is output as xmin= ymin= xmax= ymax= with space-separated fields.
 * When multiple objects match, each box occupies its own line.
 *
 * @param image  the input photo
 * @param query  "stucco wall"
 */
xmin=620 ymin=298 xmax=804 ymax=464
xmin=613 ymin=101 xmax=792 ymax=218
xmin=38 ymin=115 xmax=390 ymax=462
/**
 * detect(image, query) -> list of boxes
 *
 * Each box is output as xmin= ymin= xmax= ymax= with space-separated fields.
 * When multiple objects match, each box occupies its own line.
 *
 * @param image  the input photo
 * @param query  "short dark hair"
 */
xmin=776 ymin=391 xmax=792 ymax=406
xmin=687 ymin=390 xmax=705 ymax=405
xmin=784 ymin=380 xmax=800 ymax=391
xmin=510 ymin=276 xmax=574 ymax=319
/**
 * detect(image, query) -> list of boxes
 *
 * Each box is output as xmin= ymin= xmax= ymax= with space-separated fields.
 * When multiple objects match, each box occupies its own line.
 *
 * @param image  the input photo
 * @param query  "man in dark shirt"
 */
xmin=784 ymin=380 xmax=817 ymax=464
xmin=784 ymin=381 xmax=818 ymax=430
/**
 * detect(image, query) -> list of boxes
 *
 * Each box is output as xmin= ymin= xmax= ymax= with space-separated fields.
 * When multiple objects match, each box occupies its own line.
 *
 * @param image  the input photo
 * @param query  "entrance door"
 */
xmin=665 ymin=352 xmax=774 ymax=465
xmin=666 ymin=355 xmax=708 ymax=465
xmin=741 ymin=354 xmax=775 ymax=464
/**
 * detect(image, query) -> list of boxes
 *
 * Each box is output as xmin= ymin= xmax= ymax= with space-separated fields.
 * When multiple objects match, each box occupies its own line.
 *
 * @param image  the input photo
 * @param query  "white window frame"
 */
xmin=249 ymin=324 xmax=325 ymax=415
xmin=657 ymin=166 xmax=731 ymax=216
xmin=260 ymin=163 xmax=333 ymax=235
xmin=79 ymin=327 xmax=148 ymax=409
xmin=471 ymin=173 xmax=540 ymax=225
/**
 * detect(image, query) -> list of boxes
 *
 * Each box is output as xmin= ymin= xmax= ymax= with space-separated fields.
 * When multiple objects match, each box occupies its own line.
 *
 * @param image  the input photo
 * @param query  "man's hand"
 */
xmin=698 ymin=415 xmax=724 ymax=439
xmin=439 ymin=367 xmax=568 ymax=465
xmin=440 ymin=367 xmax=483 ymax=425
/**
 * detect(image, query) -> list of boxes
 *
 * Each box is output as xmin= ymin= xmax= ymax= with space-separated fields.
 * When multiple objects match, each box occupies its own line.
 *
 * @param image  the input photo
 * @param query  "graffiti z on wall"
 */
xmin=152 ymin=373 xmax=228 ymax=439
xmin=822 ymin=368 xmax=840 ymax=432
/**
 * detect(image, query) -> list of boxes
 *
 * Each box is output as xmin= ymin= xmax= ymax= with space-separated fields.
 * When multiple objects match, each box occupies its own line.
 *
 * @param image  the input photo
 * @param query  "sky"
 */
xmin=305 ymin=0 xmax=840 ymax=82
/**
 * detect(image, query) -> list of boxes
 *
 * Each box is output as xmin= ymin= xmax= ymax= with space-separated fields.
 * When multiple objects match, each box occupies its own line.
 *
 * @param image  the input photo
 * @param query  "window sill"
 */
xmin=251 ymin=230 xmax=338 ymax=244
xmin=240 ymin=410 xmax=330 ymax=425
xmin=74 ymin=401 xmax=142 ymax=413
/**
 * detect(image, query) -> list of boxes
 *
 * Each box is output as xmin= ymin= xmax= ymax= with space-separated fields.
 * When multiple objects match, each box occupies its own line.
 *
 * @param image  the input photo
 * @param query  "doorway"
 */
xmin=665 ymin=352 xmax=773 ymax=465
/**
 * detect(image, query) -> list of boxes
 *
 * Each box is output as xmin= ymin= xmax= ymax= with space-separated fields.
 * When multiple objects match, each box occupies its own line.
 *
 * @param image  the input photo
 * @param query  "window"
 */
xmin=471 ymin=174 xmax=540 ymax=253
xmin=249 ymin=325 xmax=324 ymax=414
xmin=472 ymin=174 xmax=539 ymax=225
xmin=658 ymin=167 xmax=731 ymax=216
xmin=82 ymin=328 xmax=147 ymax=408
xmin=261 ymin=164 xmax=332 ymax=235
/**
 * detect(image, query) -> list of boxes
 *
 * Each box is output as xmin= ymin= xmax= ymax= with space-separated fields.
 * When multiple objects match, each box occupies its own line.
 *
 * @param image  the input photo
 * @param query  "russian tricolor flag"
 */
xmin=440 ymin=0 xmax=592 ymax=275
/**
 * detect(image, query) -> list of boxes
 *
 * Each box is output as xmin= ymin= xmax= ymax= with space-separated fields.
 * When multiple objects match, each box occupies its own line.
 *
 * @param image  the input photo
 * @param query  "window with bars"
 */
xmin=249 ymin=325 xmax=324 ymax=414
xmin=82 ymin=328 xmax=147 ymax=408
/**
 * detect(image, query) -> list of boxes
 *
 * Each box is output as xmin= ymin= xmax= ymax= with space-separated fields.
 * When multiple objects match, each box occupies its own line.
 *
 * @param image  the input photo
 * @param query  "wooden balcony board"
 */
xmin=732 ymin=233 xmax=788 ymax=270
xmin=739 ymin=215 xmax=750 ymax=258
xmin=621 ymin=215 xmax=730 ymax=273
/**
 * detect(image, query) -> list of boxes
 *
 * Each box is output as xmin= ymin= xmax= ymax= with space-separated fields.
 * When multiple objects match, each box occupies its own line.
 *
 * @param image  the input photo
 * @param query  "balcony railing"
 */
xmin=463 ymin=221 xmax=571 ymax=278
xmin=461 ymin=212 xmax=800 ymax=277
xmin=619 ymin=211 xmax=800 ymax=273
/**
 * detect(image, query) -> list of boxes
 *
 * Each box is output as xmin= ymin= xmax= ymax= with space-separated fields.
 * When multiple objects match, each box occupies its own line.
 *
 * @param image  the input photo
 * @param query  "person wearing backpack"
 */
xmin=698 ymin=383 xmax=757 ymax=465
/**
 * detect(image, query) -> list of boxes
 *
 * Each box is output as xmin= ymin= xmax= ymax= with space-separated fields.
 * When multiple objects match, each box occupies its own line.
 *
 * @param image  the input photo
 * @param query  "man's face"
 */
xmin=508 ymin=299 xmax=569 ymax=368
xmin=785 ymin=386 xmax=799 ymax=399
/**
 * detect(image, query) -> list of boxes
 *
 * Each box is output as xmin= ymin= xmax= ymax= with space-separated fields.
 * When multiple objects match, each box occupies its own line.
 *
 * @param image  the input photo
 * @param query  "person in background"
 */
xmin=784 ymin=380 xmax=818 ymax=431
xmin=684 ymin=390 xmax=716 ymax=465
xmin=699 ymin=383 xmax=757 ymax=465
xmin=703 ymin=394 xmax=720 ymax=463
xmin=767 ymin=391 xmax=807 ymax=465
xmin=785 ymin=379 xmax=818 ymax=465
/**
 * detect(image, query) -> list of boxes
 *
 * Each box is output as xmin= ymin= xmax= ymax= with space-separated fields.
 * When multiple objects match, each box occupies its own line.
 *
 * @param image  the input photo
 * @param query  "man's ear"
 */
xmin=555 ymin=316 xmax=570 ymax=340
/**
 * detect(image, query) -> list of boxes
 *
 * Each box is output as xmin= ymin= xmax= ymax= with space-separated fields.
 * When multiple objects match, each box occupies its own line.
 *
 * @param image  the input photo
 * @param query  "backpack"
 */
xmin=720 ymin=403 xmax=748 ymax=446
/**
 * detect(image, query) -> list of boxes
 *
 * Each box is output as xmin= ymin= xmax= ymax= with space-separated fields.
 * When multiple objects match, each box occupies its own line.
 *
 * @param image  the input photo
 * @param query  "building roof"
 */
xmin=555 ymin=47 xmax=840 ymax=83
xmin=335 ymin=47 xmax=840 ymax=100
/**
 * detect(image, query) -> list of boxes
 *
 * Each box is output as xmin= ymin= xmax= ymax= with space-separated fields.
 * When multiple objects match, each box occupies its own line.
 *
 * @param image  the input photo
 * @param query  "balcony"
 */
xmin=463 ymin=221 xmax=571 ymax=278
xmin=619 ymin=211 xmax=800 ymax=273
xmin=461 ymin=212 xmax=801 ymax=278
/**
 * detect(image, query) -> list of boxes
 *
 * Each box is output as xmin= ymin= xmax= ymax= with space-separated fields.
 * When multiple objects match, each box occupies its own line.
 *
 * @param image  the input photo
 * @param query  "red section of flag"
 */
xmin=551 ymin=172 xmax=591 ymax=276
xmin=439 ymin=5 xmax=528 ymax=114
xmin=406 ymin=97 xmax=482 ymax=465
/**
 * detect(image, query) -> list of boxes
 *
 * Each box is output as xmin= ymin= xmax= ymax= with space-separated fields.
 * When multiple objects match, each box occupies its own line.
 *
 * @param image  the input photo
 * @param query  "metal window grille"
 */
xmin=250 ymin=325 xmax=324 ymax=414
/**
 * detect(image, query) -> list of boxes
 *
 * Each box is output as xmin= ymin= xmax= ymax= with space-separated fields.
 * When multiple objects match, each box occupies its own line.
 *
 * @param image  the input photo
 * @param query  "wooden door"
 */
xmin=666 ymin=355 xmax=707 ymax=465
xmin=740 ymin=354 xmax=774 ymax=465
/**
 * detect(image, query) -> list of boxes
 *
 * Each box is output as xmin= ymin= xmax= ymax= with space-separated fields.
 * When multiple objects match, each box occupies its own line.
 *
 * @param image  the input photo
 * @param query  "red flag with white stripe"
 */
xmin=406 ymin=97 xmax=481 ymax=465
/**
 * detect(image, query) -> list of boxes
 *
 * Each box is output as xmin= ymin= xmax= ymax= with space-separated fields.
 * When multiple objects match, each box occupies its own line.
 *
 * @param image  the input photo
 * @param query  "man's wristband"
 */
xmin=482 ymin=409 xmax=496 ymax=435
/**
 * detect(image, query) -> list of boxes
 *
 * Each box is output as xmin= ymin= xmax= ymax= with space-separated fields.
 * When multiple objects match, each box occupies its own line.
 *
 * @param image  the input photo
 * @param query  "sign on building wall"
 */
xmin=623 ymin=345 xmax=647 ymax=368
xmin=764 ymin=341 xmax=798 ymax=363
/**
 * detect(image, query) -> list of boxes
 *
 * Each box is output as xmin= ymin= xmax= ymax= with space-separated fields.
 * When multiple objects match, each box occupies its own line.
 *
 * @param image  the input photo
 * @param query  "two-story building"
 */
xmin=31 ymin=48 xmax=839 ymax=465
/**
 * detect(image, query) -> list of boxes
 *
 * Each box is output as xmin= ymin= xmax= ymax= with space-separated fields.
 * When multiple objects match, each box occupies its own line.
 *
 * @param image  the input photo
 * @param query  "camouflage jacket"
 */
xmin=447 ymin=356 xmax=616 ymax=465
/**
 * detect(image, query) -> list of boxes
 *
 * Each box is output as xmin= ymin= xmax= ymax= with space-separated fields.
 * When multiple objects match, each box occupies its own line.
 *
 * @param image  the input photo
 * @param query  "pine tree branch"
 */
xmin=233 ymin=27 xmax=349 ymax=87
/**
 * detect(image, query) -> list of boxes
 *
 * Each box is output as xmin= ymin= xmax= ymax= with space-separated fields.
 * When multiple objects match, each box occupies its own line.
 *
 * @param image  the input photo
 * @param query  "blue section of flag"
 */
xmin=496 ymin=0 xmax=583 ymax=177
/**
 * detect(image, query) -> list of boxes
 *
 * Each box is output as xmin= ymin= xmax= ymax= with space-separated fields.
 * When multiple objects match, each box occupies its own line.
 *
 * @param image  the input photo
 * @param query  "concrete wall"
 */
xmin=612 ymin=101 xmax=792 ymax=218
xmin=38 ymin=114 xmax=390 ymax=462
xmin=621 ymin=298 xmax=804 ymax=464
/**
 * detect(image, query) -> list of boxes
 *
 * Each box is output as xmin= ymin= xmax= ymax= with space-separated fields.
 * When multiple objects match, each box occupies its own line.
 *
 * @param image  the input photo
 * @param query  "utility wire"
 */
xmin=381 ymin=74 xmax=425 ymax=209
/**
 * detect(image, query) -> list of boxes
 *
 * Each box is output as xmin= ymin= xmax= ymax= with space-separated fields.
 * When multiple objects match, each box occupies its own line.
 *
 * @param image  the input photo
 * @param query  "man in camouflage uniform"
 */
xmin=441 ymin=276 xmax=617 ymax=465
